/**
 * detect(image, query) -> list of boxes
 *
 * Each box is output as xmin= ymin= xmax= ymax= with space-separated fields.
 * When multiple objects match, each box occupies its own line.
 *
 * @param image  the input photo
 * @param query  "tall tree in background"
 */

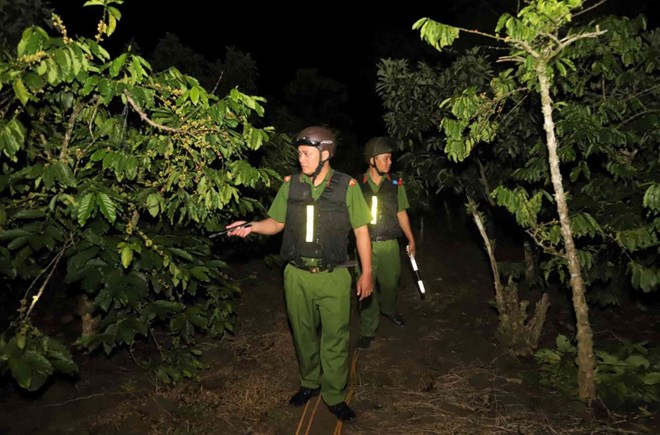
xmin=150 ymin=33 xmax=258 ymax=97
xmin=0 ymin=0 xmax=53 ymax=53
xmin=268 ymin=68 xmax=360 ymax=174
xmin=415 ymin=0 xmax=659 ymax=402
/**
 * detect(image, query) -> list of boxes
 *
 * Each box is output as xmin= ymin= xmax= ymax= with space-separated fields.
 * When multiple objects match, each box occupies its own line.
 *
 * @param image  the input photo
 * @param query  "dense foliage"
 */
xmin=379 ymin=13 xmax=659 ymax=305
xmin=0 ymin=1 xmax=279 ymax=390
xmin=379 ymin=0 xmax=659 ymax=402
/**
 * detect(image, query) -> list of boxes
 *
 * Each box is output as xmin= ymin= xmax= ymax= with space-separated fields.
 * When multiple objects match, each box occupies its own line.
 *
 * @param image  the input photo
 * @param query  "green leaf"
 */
xmin=642 ymin=183 xmax=660 ymax=212
xmin=90 ymin=148 xmax=107 ymax=161
xmin=190 ymin=85 xmax=200 ymax=105
xmin=169 ymin=248 xmax=193 ymax=261
xmin=96 ymin=193 xmax=117 ymax=223
xmin=95 ymin=288 xmax=112 ymax=312
xmin=413 ymin=18 xmax=460 ymax=52
xmin=625 ymin=355 xmax=650 ymax=369
xmin=642 ymin=372 xmax=660 ymax=385
xmin=107 ymin=6 xmax=122 ymax=20
xmin=77 ymin=193 xmax=96 ymax=226
xmin=0 ymin=229 xmax=33 ymax=240
xmin=18 ymin=26 xmax=50 ymax=56
xmin=109 ymin=53 xmax=127 ymax=77
xmin=146 ymin=193 xmax=160 ymax=217
xmin=189 ymin=266 xmax=210 ymax=282
xmin=53 ymin=162 xmax=77 ymax=187
xmin=13 ymin=209 xmax=46 ymax=220
xmin=616 ymin=225 xmax=657 ymax=252
xmin=107 ymin=14 xmax=117 ymax=37
xmin=13 ymin=78 xmax=30 ymax=106
xmin=630 ymin=262 xmax=660 ymax=293
xmin=16 ymin=332 xmax=26 ymax=350
xmin=8 ymin=350 xmax=54 ymax=391
xmin=556 ymin=335 xmax=574 ymax=353
xmin=44 ymin=338 xmax=77 ymax=374
xmin=0 ymin=118 xmax=26 ymax=159
xmin=120 ymin=245 xmax=133 ymax=269
xmin=118 ymin=320 xmax=137 ymax=345
xmin=55 ymin=49 xmax=72 ymax=79
xmin=143 ymin=300 xmax=185 ymax=321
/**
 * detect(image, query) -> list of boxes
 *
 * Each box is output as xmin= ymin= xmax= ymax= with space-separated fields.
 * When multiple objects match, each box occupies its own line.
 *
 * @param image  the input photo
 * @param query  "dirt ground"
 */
xmin=1 ymin=219 xmax=658 ymax=434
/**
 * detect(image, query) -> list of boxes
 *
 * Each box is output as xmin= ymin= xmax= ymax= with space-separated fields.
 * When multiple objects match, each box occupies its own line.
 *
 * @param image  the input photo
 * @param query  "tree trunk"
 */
xmin=524 ymin=239 xmax=536 ymax=283
xmin=469 ymin=199 xmax=549 ymax=355
xmin=537 ymin=66 xmax=596 ymax=402
xmin=77 ymin=294 xmax=98 ymax=338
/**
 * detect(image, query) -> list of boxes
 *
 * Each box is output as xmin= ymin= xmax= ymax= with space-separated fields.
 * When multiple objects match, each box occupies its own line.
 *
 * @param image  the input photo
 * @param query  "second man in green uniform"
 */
xmin=357 ymin=136 xmax=417 ymax=350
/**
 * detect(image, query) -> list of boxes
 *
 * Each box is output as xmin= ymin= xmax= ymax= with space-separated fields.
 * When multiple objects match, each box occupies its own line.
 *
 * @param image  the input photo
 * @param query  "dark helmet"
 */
xmin=363 ymin=136 xmax=396 ymax=163
xmin=292 ymin=126 xmax=337 ymax=158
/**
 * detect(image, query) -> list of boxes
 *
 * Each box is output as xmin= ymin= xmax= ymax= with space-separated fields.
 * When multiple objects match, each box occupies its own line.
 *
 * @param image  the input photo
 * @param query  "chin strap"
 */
xmin=370 ymin=157 xmax=387 ymax=177
xmin=311 ymin=149 xmax=329 ymax=183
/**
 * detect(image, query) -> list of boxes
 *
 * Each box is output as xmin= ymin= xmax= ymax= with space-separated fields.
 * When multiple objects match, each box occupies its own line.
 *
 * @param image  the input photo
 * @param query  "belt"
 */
xmin=289 ymin=259 xmax=358 ymax=273
xmin=290 ymin=263 xmax=332 ymax=273
xmin=371 ymin=235 xmax=394 ymax=242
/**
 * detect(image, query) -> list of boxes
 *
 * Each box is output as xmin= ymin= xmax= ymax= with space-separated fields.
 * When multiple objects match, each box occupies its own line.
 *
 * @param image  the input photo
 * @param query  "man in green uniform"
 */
xmin=226 ymin=126 xmax=373 ymax=423
xmin=357 ymin=136 xmax=417 ymax=350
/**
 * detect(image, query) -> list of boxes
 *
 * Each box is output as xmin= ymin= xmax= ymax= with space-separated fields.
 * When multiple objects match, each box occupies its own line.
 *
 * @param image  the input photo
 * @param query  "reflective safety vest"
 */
xmin=280 ymin=172 xmax=351 ymax=266
xmin=360 ymin=175 xmax=402 ymax=241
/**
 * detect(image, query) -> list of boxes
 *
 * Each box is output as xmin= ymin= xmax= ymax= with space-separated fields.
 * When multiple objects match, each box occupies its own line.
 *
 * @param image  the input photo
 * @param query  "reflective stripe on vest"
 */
xmin=305 ymin=205 xmax=314 ymax=242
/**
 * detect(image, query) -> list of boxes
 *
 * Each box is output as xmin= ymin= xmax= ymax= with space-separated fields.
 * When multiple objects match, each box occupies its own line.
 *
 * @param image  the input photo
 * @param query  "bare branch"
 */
xmin=87 ymin=95 xmax=102 ymax=141
xmin=541 ymin=32 xmax=562 ymax=46
xmin=23 ymin=237 xmax=74 ymax=319
xmin=573 ymin=0 xmax=608 ymax=19
xmin=618 ymin=109 xmax=660 ymax=128
xmin=451 ymin=26 xmax=508 ymax=43
xmin=211 ymin=71 xmax=224 ymax=95
xmin=468 ymin=199 xmax=504 ymax=309
xmin=123 ymin=90 xmax=184 ymax=134
xmin=496 ymin=55 xmax=526 ymax=63
xmin=526 ymin=227 xmax=565 ymax=258
xmin=60 ymin=100 xmax=85 ymax=161
xmin=551 ymin=27 xmax=607 ymax=58
xmin=512 ymin=39 xmax=541 ymax=59
xmin=499 ymin=93 xmax=530 ymax=129
xmin=476 ymin=159 xmax=496 ymax=207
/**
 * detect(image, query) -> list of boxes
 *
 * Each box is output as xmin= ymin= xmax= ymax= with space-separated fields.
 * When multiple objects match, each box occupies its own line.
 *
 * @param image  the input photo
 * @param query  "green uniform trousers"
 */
xmin=359 ymin=239 xmax=401 ymax=337
xmin=283 ymin=263 xmax=352 ymax=406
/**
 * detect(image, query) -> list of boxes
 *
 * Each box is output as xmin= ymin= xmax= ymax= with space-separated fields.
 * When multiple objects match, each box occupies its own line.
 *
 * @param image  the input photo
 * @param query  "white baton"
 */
xmin=407 ymin=245 xmax=426 ymax=295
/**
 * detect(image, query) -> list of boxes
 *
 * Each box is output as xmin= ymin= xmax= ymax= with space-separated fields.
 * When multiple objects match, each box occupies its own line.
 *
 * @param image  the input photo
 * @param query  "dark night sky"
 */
xmin=56 ymin=0 xmax=657 ymax=142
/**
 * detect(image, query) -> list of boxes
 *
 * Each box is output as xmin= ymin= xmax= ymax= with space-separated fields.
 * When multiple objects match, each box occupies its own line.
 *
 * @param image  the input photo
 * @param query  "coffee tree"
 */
xmin=0 ymin=1 xmax=278 ymax=390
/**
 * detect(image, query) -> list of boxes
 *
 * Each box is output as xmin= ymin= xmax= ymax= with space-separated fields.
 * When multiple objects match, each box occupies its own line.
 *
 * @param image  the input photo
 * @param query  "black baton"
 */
xmin=209 ymin=222 xmax=253 ymax=239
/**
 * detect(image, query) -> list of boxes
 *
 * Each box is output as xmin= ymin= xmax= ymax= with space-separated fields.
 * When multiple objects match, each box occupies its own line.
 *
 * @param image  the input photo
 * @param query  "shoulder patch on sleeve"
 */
xmin=349 ymin=178 xmax=357 ymax=186
xmin=283 ymin=175 xmax=291 ymax=182
xmin=395 ymin=177 xmax=403 ymax=185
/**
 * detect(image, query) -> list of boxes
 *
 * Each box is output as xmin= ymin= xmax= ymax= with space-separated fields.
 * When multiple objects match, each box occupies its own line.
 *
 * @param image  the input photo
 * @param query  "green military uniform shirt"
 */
xmin=363 ymin=171 xmax=410 ymax=212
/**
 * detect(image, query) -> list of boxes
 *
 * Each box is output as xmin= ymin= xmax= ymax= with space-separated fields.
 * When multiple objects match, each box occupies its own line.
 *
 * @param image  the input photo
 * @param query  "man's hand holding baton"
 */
xmin=210 ymin=221 xmax=253 ymax=239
